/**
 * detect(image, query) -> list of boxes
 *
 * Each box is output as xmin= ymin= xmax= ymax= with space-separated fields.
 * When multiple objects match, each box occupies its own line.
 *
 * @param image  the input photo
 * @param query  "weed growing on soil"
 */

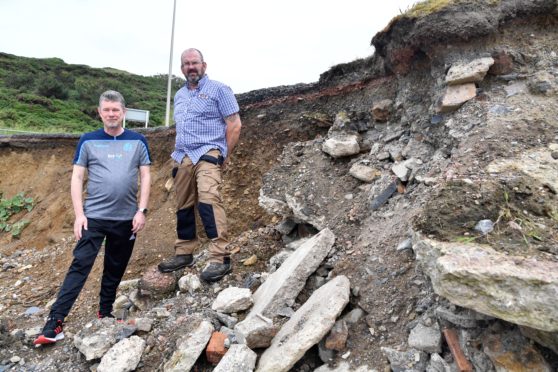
xmin=0 ymin=192 xmax=33 ymax=237
xmin=494 ymin=191 xmax=541 ymax=248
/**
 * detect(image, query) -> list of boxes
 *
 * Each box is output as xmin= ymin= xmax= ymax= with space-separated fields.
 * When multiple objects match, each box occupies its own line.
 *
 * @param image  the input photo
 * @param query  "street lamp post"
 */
xmin=165 ymin=0 xmax=177 ymax=127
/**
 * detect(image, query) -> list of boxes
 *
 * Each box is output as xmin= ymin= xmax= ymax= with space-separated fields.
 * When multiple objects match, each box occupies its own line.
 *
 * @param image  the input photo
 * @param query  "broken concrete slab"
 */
xmin=256 ymin=275 xmax=350 ymax=372
xmin=97 ymin=335 xmax=145 ymax=372
xmin=213 ymin=344 xmax=258 ymax=372
xmin=163 ymin=320 xmax=214 ymax=372
xmin=73 ymin=319 xmax=137 ymax=361
xmin=241 ymin=228 xmax=335 ymax=320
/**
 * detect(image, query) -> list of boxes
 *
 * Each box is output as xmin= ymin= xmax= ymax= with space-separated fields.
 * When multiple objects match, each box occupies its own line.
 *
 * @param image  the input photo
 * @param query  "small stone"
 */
xmin=474 ymin=219 xmax=494 ymax=235
xmin=396 ymin=239 xmax=412 ymax=251
xmin=242 ymin=255 xmax=258 ymax=266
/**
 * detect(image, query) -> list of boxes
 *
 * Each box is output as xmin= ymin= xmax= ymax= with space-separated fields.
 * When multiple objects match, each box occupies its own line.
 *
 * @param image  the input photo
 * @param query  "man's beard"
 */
xmin=186 ymin=70 xmax=204 ymax=84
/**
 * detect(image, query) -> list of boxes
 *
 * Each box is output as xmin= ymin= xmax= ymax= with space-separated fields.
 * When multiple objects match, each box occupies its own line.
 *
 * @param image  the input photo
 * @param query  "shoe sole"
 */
xmin=158 ymin=260 xmax=195 ymax=273
xmin=200 ymin=267 xmax=233 ymax=283
xmin=34 ymin=332 xmax=65 ymax=345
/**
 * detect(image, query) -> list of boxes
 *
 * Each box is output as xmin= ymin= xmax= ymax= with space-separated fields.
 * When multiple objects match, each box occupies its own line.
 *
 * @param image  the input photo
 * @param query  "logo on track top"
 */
xmin=123 ymin=143 xmax=133 ymax=152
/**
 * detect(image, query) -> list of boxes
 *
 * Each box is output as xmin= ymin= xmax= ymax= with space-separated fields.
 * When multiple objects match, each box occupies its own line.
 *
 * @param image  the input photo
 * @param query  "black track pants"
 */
xmin=49 ymin=218 xmax=135 ymax=320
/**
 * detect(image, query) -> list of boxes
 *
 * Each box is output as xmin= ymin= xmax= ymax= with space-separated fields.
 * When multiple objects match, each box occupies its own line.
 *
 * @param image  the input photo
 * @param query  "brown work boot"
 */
xmin=158 ymin=254 xmax=194 ymax=273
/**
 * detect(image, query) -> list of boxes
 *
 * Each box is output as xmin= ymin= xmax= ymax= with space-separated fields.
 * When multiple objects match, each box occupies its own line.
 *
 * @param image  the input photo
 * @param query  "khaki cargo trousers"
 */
xmin=173 ymin=149 xmax=229 ymax=263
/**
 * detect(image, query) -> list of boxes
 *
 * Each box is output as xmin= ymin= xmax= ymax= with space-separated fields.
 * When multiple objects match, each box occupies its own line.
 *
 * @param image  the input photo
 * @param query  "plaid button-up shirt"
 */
xmin=171 ymin=75 xmax=239 ymax=165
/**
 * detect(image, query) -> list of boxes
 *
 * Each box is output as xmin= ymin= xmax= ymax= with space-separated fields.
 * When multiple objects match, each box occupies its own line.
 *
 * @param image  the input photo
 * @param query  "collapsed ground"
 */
xmin=1 ymin=1 xmax=558 ymax=370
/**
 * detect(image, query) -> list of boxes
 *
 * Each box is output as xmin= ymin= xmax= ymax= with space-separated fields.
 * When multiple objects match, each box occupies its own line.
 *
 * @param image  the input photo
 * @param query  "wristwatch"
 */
xmin=138 ymin=208 xmax=148 ymax=214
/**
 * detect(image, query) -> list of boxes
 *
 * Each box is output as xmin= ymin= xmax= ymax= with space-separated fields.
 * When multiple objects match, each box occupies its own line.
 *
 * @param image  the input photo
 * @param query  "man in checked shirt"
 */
xmin=158 ymin=48 xmax=242 ymax=282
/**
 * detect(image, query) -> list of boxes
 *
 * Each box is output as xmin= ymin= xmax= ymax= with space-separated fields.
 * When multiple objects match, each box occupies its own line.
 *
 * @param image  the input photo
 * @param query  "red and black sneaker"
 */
xmin=33 ymin=318 xmax=64 ymax=345
xmin=97 ymin=311 xmax=115 ymax=319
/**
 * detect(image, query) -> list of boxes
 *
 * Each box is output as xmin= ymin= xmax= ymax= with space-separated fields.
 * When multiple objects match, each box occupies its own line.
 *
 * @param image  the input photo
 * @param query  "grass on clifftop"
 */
xmin=402 ymin=0 xmax=500 ymax=18
xmin=0 ymin=53 xmax=184 ymax=134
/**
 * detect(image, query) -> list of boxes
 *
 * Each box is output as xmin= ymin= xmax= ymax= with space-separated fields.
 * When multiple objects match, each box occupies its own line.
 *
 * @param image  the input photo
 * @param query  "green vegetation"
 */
xmin=0 ymin=192 xmax=34 ymax=238
xmin=0 ymin=52 xmax=184 ymax=133
xmin=401 ymin=0 xmax=500 ymax=18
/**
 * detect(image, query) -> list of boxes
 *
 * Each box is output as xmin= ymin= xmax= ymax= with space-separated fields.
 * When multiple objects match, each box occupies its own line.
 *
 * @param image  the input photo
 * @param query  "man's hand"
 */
xmin=132 ymin=211 xmax=146 ymax=233
xmin=74 ymin=215 xmax=88 ymax=240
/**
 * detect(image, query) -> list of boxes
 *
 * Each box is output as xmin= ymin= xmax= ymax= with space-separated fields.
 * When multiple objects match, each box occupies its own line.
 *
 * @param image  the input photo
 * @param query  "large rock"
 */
xmin=256 ymin=275 xmax=350 ymax=372
xmin=322 ymin=134 xmax=360 ymax=158
xmin=163 ymin=320 xmax=214 ymax=372
xmin=139 ymin=265 xmax=177 ymax=298
xmin=213 ymin=344 xmax=258 ymax=372
xmin=98 ymin=336 xmax=145 ymax=372
xmin=211 ymin=287 xmax=253 ymax=314
xmin=413 ymin=233 xmax=558 ymax=331
xmin=239 ymin=228 xmax=335 ymax=321
xmin=445 ymin=57 xmax=494 ymax=85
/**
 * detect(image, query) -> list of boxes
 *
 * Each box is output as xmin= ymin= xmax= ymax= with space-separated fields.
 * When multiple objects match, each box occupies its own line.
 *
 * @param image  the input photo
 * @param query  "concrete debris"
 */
xmin=322 ymin=134 xmax=361 ymax=158
xmin=257 ymin=275 xmax=350 ymax=372
xmin=97 ymin=335 xmax=145 ymax=372
xmin=73 ymin=319 xmax=137 ymax=361
xmin=235 ymin=313 xmax=277 ymax=349
xmin=240 ymin=228 xmax=335 ymax=321
xmin=213 ymin=344 xmax=258 ymax=372
xmin=211 ymin=287 xmax=253 ymax=314
xmin=178 ymin=273 xmax=202 ymax=294
xmin=381 ymin=347 xmax=429 ymax=372
xmin=163 ymin=320 xmax=213 ymax=372
xmin=408 ymin=322 xmax=442 ymax=354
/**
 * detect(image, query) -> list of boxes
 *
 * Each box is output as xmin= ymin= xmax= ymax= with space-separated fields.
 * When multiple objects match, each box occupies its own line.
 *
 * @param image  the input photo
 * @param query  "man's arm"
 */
xmin=132 ymin=165 xmax=151 ymax=233
xmin=224 ymin=112 xmax=242 ymax=166
xmin=71 ymin=165 xmax=87 ymax=240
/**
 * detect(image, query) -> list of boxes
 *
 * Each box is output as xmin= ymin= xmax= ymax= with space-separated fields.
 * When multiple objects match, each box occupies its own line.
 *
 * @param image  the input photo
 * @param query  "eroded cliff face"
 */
xmin=0 ymin=0 xmax=557 ymax=370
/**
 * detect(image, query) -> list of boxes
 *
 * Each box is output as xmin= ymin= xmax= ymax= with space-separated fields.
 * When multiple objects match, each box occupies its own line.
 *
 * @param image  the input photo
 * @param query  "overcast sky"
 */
xmin=0 ymin=0 xmax=418 ymax=94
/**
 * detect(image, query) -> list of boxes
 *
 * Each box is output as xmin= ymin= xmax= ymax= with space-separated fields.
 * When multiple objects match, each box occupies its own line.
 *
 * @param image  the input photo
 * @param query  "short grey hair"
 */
xmin=99 ymin=90 xmax=126 ymax=108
